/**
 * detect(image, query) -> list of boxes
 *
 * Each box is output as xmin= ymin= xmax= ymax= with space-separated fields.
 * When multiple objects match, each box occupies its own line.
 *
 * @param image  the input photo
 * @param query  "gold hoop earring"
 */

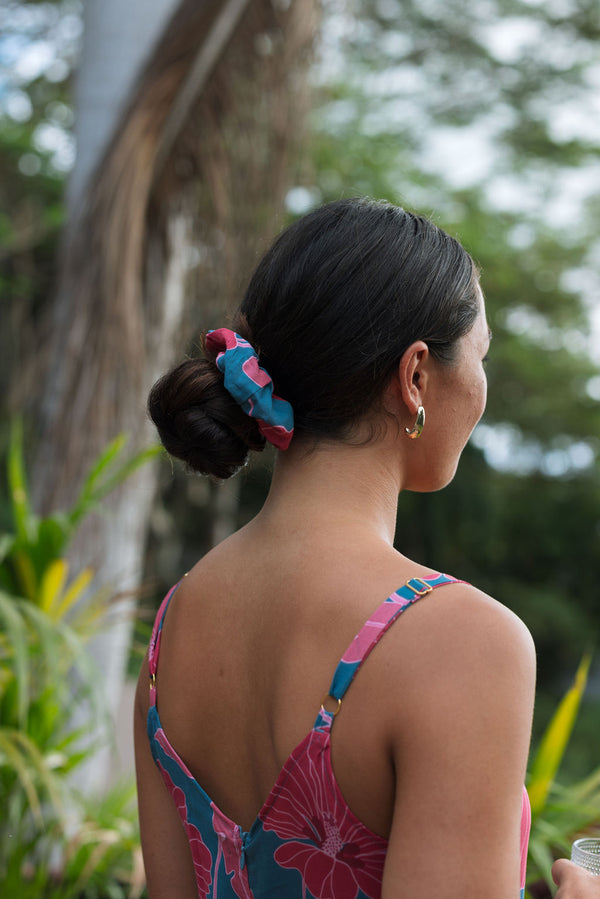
xmin=405 ymin=405 xmax=425 ymax=439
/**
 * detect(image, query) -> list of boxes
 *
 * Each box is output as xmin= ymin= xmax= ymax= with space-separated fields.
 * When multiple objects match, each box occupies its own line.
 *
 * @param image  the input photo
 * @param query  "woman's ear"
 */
xmin=396 ymin=340 xmax=430 ymax=414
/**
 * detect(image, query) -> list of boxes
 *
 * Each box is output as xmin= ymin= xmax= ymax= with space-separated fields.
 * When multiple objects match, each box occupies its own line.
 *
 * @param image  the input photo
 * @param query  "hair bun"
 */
xmin=148 ymin=358 xmax=265 ymax=479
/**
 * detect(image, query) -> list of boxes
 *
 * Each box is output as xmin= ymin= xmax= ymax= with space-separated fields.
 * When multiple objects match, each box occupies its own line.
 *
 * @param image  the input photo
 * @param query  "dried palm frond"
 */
xmin=31 ymin=0 xmax=317 ymax=515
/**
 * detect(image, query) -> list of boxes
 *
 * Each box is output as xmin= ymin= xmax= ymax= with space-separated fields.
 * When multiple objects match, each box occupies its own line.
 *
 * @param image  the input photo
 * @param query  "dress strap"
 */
xmin=148 ymin=580 xmax=183 ymax=708
xmin=315 ymin=573 xmax=461 ymax=726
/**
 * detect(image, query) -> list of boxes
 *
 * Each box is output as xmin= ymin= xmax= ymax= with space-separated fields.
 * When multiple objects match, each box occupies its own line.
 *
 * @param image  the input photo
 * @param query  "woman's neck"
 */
xmin=257 ymin=435 xmax=403 ymax=546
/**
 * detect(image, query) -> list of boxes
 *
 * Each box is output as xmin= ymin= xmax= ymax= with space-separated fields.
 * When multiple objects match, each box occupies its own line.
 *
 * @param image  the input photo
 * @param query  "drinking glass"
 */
xmin=571 ymin=838 xmax=600 ymax=876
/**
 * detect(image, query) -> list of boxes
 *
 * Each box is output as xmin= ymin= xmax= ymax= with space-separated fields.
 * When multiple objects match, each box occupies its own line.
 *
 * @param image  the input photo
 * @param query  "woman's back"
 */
xmin=144 ymin=514 xmax=433 ymax=837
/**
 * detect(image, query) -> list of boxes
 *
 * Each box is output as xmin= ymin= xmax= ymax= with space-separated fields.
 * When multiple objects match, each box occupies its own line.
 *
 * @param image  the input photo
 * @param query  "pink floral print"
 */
xmin=156 ymin=758 xmax=213 ymax=898
xmin=260 ymin=730 xmax=386 ymax=899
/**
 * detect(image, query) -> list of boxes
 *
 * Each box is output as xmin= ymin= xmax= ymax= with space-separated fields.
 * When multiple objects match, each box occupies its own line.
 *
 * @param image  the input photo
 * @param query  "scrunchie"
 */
xmin=205 ymin=328 xmax=294 ymax=450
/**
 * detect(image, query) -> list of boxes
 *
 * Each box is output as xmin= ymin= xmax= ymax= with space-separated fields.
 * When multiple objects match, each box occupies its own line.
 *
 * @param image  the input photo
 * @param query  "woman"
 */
xmin=134 ymin=198 xmax=582 ymax=898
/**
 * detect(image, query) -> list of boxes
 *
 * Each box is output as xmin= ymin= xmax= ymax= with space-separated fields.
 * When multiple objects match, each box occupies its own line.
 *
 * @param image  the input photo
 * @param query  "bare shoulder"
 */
xmin=380 ymin=577 xmax=536 ymax=734
xmin=380 ymin=578 xmax=536 ymax=898
xmin=397 ymin=578 xmax=535 ymax=674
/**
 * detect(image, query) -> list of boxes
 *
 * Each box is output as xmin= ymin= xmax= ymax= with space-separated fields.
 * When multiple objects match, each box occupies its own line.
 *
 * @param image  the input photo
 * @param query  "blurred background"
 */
xmin=1 ymin=0 xmax=599 ymax=896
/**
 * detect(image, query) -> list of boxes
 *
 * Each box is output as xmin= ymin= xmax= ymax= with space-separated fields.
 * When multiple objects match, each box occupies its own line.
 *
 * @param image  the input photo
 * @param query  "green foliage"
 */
xmin=0 ymin=429 xmax=157 ymax=896
xmin=58 ymin=782 xmax=146 ymax=899
xmin=0 ymin=421 xmax=161 ymax=627
xmin=525 ymin=657 xmax=600 ymax=894
xmin=0 ymin=591 xmax=104 ymax=887
xmin=302 ymin=0 xmax=600 ymax=707
xmin=528 ymin=655 xmax=592 ymax=817
xmin=0 ymin=1 xmax=78 ymax=411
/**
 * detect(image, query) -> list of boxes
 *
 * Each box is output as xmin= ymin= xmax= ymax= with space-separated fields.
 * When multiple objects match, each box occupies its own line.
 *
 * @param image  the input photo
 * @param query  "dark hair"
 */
xmin=149 ymin=197 xmax=480 ymax=478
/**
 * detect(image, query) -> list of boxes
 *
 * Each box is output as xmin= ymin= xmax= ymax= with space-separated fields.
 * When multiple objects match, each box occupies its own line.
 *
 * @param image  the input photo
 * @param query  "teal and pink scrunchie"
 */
xmin=205 ymin=329 xmax=294 ymax=450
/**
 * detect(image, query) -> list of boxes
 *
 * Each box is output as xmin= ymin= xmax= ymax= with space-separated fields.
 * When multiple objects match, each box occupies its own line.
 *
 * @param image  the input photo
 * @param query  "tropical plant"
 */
xmin=525 ymin=655 xmax=600 ymax=897
xmin=0 ymin=421 xmax=160 ymax=627
xmin=0 ymin=590 xmax=104 ymax=894
xmin=0 ymin=423 xmax=157 ymax=896
xmin=58 ymin=780 xmax=146 ymax=899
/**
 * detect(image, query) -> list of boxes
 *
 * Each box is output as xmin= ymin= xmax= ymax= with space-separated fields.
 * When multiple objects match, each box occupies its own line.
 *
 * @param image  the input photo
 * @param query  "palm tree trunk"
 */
xmin=32 ymin=0 xmax=317 ymax=792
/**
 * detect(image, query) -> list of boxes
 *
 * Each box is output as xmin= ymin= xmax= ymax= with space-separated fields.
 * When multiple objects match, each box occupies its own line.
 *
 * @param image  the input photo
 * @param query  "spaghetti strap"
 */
xmin=326 ymin=572 xmax=461 ymax=705
xmin=148 ymin=579 xmax=183 ymax=709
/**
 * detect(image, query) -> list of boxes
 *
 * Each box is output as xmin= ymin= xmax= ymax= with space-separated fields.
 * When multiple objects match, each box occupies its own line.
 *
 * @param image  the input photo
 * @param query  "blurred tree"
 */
xmin=3 ymin=0 xmax=316 ymax=792
xmin=304 ymin=0 xmax=600 ymax=696
xmin=0 ymin=0 xmax=79 ymax=455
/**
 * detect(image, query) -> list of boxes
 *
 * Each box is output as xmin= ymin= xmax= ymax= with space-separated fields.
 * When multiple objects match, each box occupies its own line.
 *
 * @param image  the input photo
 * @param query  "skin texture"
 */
xmin=553 ymin=860 xmax=600 ymax=898
xmin=135 ymin=292 xmax=538 ymax=898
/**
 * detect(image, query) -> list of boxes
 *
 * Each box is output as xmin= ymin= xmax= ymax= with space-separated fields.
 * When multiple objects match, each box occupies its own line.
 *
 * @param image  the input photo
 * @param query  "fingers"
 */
xmin=552 ymin=858 xmax=600 ymax=898
xmin=553 ymin=858 xmax=574 ymax=885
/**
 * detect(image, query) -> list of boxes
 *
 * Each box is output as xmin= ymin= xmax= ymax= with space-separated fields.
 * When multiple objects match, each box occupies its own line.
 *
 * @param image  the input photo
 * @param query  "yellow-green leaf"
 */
xmin=528 ymin=654 xmax=591 ymax=817
xmin=39 ymin=558 xmax=69 ymax=615
xmin=12 ymin=551 xmax=37 ymax=600
xmin=54 ymin=567 xmax=94 ymax=621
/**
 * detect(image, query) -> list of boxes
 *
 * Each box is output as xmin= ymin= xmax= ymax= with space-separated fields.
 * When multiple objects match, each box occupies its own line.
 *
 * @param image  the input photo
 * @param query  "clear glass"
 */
xmin=571 ymin=838 xmax=600 ymax=876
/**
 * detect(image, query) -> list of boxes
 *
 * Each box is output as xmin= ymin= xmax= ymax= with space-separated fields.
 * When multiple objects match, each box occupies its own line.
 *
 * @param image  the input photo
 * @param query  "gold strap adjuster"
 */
xmin=320 ymin=693 xmax=342 ymax=717
xmin=405 ymin=578 xmax=433 ymax=597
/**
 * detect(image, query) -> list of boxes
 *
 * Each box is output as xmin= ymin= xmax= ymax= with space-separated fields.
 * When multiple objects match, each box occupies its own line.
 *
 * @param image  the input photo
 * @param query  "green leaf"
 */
xmin=35 ymin=515 xmax=71 ymax=567
xmin=10 ymin=549 xmax=37 ymax=601
xmin=0 ymin=730 xmax=44 ymax=823
xmin=527 ymin=835 xmax=556 ymax=892
xmin=2 ymin=727 xmax=65 ymax=815
xmin=53 ymin=566 xmax=94 ymax=621
xmin=0 ymin=534 xmax=15 ymax=566
xmin=0 ymin=592 xmax=29 ymax=728
xmin=7 ymin=420 xmax=36 ymax=544
xmin=68 ymin=436 xmax=161 ymax=529
xmin=85 ymin=443 xmax=162 ymax=509
xmin=16 ymin=601 xmax=62 ymax=687
xmin=39 ymin=558 xmax=69 ymax=616
xmin=528 ymin=654 xmax=592 ymax=818
xmin=569 ymin=764 xmax=600 ymax=803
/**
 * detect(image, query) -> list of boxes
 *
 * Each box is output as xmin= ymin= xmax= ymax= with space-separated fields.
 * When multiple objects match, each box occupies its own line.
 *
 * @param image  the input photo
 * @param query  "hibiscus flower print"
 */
xmin=185 ymin=818 xmax=214 ymax=899
xmin=155 ymin=758 xmax=213 ymax=899
xmin=259 ymin=729 xmax=386 ymax=899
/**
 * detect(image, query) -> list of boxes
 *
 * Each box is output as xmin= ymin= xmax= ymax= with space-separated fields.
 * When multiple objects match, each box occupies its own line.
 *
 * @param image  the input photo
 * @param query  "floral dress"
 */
xmin=147 ymin=573 xmax=531 ymax=898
